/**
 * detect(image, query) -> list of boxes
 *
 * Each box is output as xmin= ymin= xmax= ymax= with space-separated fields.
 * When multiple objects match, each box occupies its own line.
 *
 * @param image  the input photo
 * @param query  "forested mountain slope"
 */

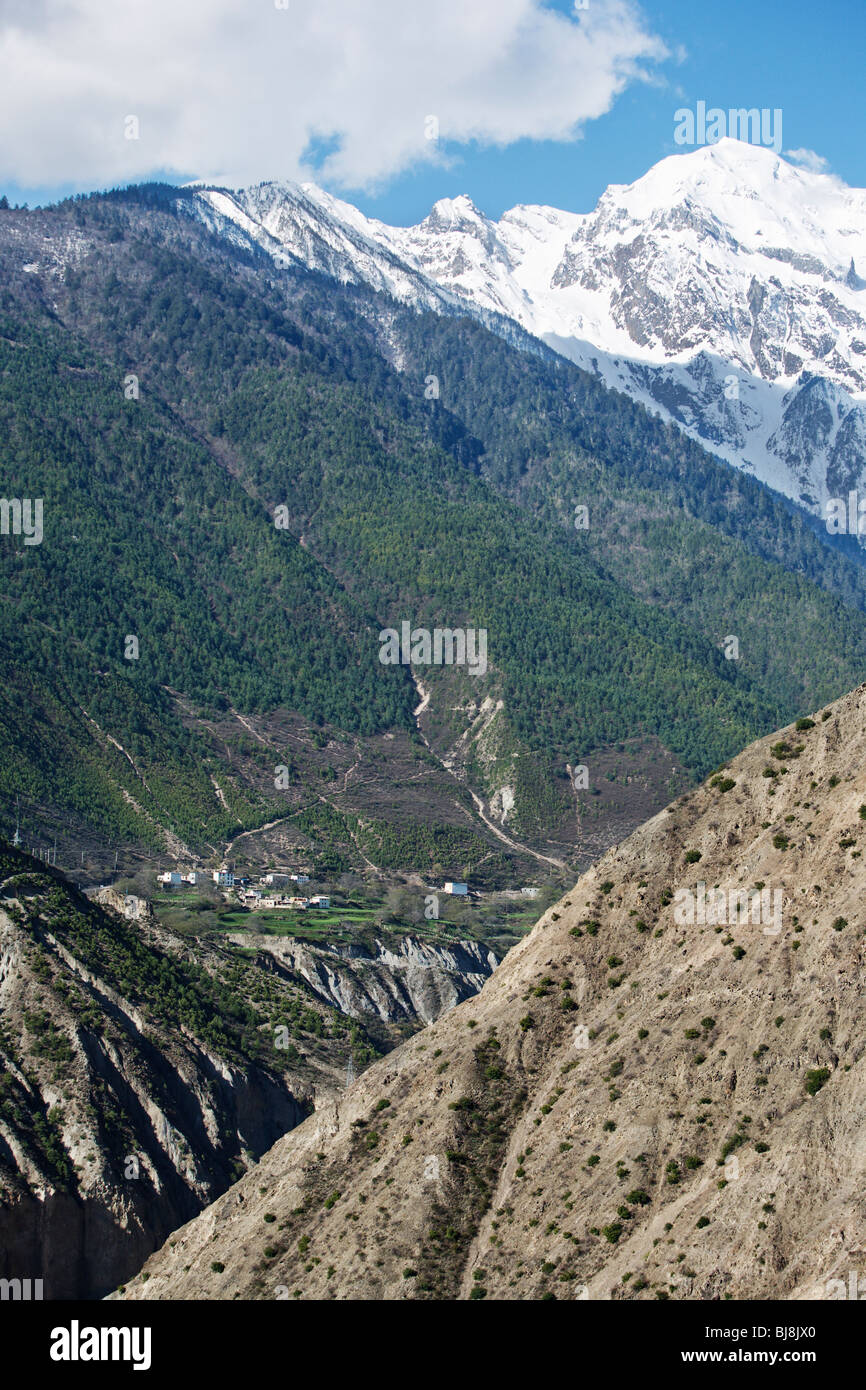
xmin=1 ymin=189 xmax=865 ymax=870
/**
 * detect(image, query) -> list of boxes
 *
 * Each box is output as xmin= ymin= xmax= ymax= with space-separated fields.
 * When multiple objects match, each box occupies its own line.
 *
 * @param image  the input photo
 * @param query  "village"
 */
xmin=157 ymin=866 xmax=332 ymax=910
xmin=146 ymin=862 xmax=549 ymax=960
xmin=155 ymin=865 xmax=516 ymax=914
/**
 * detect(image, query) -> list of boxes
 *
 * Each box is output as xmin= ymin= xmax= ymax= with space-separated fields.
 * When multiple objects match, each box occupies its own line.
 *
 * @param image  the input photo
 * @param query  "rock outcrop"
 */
xmin=229 ymin=933 xmax=498 ymax=1025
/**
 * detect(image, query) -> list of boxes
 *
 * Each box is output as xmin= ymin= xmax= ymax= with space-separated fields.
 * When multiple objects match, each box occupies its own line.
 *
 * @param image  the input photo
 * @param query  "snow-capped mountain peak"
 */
xmin=421 ymin=193 xmax=486 ymax=230
xmin=189 ymin=140 xmax=866 ymax=522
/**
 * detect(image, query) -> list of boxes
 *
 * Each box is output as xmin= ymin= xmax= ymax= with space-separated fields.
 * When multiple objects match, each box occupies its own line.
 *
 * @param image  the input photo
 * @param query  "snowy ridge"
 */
xmin=190 ymin=140 xmax=866 ymax=519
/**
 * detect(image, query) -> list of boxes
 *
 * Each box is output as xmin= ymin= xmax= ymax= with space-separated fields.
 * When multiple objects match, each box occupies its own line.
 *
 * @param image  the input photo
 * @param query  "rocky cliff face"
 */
xmin=0 ymin=856 xmax=324 ymax=1297
xmin=228 ymin=933 xmax=498 ymax=1026
xmin=117 ymin=684 xmax=866 ymax=1301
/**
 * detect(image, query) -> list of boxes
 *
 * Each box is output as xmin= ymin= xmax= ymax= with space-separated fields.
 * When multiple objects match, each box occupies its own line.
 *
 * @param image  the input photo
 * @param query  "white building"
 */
xmin=257 ymin=895 xmax=309 ymax=910
xmin=263 ymin=873 xmax=290 ymax=887
xmin=291 ymin=874 xmax=310 ymax=885
xmin=212 ymin=869 xmax=234 ymax=887
xmin=158 ymin=871 xmax=183 ymax=885
xmin=309 ymin=895 xmax=330 ymax=908
xmin=444 ymin=882 xmax=468 ymax=896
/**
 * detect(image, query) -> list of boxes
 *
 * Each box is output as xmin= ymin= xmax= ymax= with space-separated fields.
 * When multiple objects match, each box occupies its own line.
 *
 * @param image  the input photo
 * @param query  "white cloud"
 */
xmin=0 ymin=0 xmax=666 ymax=191
xmin=784 ymin=148 xmax=831 ymax=175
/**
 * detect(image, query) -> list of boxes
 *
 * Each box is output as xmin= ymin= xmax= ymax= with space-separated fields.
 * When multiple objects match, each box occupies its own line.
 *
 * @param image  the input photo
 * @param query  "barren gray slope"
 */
xmin=116 ymin=686 xmax=866 ymax=1301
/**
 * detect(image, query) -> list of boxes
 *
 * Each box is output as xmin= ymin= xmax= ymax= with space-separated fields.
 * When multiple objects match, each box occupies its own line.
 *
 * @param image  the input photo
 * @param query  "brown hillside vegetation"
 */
xmin=115 ymin=685 xmax=866 ymax=1302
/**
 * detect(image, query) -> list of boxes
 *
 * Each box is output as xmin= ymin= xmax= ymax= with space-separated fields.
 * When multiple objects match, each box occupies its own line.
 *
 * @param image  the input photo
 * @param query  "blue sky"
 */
xmin=345 ymin=0 xmax=866 ymax=224
xmin=2 ymin=0 xmax=864 ymax=223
